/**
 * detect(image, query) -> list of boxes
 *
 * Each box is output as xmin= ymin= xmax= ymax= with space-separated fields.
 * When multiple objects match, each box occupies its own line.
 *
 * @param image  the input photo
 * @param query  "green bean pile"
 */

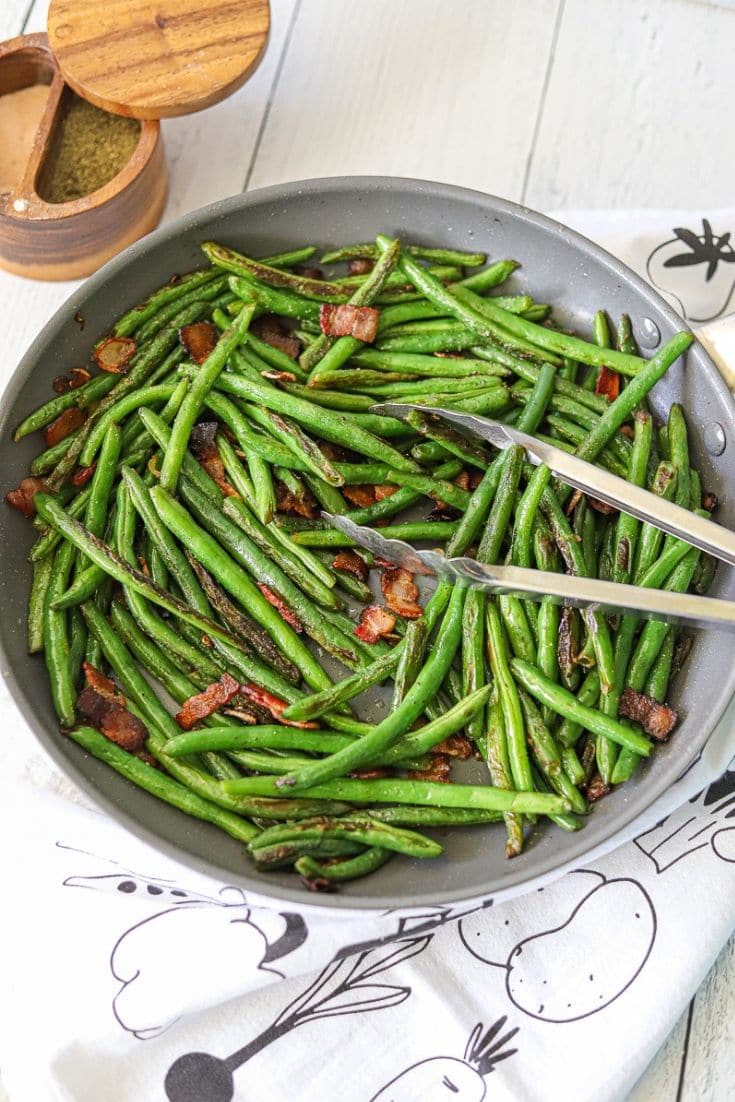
xmin=8 ymin=231 xmax=710 ymax=891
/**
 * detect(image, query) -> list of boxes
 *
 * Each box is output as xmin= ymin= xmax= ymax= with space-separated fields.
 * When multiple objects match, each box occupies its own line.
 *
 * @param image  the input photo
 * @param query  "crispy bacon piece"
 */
xmin=319 ymin=303 xmax=380 ymax=343
xmin=179 ymin=321 xmax=218 ymax=365
xmin=332 ymin=549 xmax=369 ymax=583
xmin=380 ymin=567 xmax=422 ymax=619
xmin=44 ymin=406 xmax=85 ymax=447
xmin=275 ymin=480 xmax=317 ymax=518
xmin=53 ymin=367 xmax=91 ymax=394
xmin=76 ymin=662 xmax=148 ymax=750
xmin=374 ymin=483 xmax=398 ymax=501
xmin=355 ymin=605 xmax=396 ymax=643
xmin=239 ymin=684 xmax=318 ymax=728
xmin=595 ymin=365 xmax=620 ymax=400
xmin=257 ymin=583 xmax=303 ymax=632
xmin=350 ymin=767 xmax=391 ymax=779
xmin=341 ymin=484 xmax=397 ymax=508
xmin=619 ymin=424 xmax=635 ymax=440
xmin=251 ymin=314 xmax=301 ymax=359
xmin=262 ymin=369 xmax=298 ymax=383
xmin=175 ymin=672 xmax=241 ymax=730
xmin=294 ymin=265 xmax=324 ymax=280
xmin=433 ymin=734 xmax=473 ymax=759
xmin=702 ymin=490 xmax=719 ymax=512
xmin=586 ymin=773 xmax=611 ymax=802
xmin=5 ymin=476 xmax=46 ymax=518
xmin=93 ymin=335 xmax=136 ymax=374
xmin=71 ymin=463 xmax=97 ymax=487
xmin=408 ymin=755 xmax=451 ymax=783
xmin=348 ymin=258 xmax=375 ymax=275
xmin=189 ymin=422 xmax=238 ymax=497
xmin=587 ymin=495 xmax=618 ymax=516
xmin=454 ymin=469 xmax=483 ymax=492
xmin=619 ymin=688 xmax=678 ymax=741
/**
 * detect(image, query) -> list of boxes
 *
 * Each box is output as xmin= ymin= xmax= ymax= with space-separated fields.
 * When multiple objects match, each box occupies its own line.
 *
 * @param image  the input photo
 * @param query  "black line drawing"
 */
xmin=61 ymin=846 xmax=307 ymax=1040
xmin=333 ymin=898 xmax=494 ymax=961
xmin=635 ymin=764 xmax=735 ymax=873
xmin=459 ymin=870 xmax=656 ymax=1023
xmin=646 ymin=218 xmax=735 ymax=323
xmin=369 ymin=1017 xmax=519 ymax=1102
xmin=164 ymin=936 xmax=432 ymax=1102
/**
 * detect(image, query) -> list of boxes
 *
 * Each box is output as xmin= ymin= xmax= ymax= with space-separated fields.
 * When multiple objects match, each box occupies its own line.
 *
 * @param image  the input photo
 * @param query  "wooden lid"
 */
xmin=47 ymin=0 xmax=270 ymax=119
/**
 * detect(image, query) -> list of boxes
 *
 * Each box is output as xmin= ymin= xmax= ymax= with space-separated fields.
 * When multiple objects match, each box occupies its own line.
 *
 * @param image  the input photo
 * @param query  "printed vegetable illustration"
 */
xmin=635 ymin=764 xmax=735 ymax=872
xmin=459 ymin=870 xmax=656 ymax=1022
xmin=369 ymin=1018 xmax=519 ymax=1102
xmin=164 ymin=937 xmax=431 ymax=1102
xmin=646 ymin=218 xmax=735 ymax=322
xmin=63 ymin=857 xmax=307 ymax=1039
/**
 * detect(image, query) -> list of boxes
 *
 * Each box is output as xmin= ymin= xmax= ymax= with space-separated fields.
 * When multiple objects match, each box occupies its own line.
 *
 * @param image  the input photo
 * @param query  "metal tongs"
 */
xmin=323 ymin=403 xmax=735 ymax=631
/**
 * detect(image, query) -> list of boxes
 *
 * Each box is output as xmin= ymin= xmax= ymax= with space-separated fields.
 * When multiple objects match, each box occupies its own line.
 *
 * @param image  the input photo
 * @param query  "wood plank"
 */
xmin=525 ymin=0 xmax=735 ymax=209
xmin=678 ymin=933 xmax=735 ymax=1100
xmin=247 ymin=0 xmax=559 ymax=199
xmin=627 ymin=1002 xmax=689 ymax=1101
xmin=0 ymin=0 xmax=35 ymax=38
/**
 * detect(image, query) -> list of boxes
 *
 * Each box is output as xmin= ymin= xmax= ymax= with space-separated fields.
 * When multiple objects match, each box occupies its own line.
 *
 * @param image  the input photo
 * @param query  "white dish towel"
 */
xmin=1 ymin=208 xmax=735 ymax=1102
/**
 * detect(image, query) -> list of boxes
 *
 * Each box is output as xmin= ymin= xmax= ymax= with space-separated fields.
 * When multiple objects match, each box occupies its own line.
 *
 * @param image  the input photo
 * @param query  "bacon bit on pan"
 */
xmin=595 ymin=365 xmax=620 ymax=400
xmin=374 ymin=484 xmax=398 ymax=501
xmin=319 ymin=441 xmax=353 ymax=462
xmin=71 ymin=463 xmax=97 ymax=487
xmin=5 ymin=476 xmax=46 ymax=518
xmin=585 ymin=773 xmax=611 ymax=802
xmin=76 ymin=662 xmax=148 ymax=751
xmin=239 ymin=684 xmax=318 ymax=728
xmin=179 ymin=321 xmax=218 ymax=365
xmin=300 ymin=874 xmax=337 ymax=893
xmin=408 ymin=755 xmax=452 ymax=783
xmin=294 ymin=265 xmax=324 ymax=280
xmin=251 ymin=314 xmax=302 ymax=360
xmin=257 ymin=583 xmax=303 ymax=632
xmin=348 ymin=258 xmax=375 ymax=275
xmin=619 ymin=424 xmax=635 ymax=440
xmin=587 ymin=495 xmax=619 ymax=516
xmin=275 ymin=480 xmax=318 ymax=518
xmin=175 ymin=672 xmax=241 ymax=730
xmin=350 ymin=767 xmax=391 ymax=780
xmin=93 ymin=335 xmax=137 ymax=374
xmin=433 ymin=734 xmax=473 ymax=759
xmin=702 ymin=490 xmax=719 ymax=512
xmin=342 ymin=485 xmax=377 ymax=508
xmin=262 ymin=369 xmax=298 ymax=383
xmin=44 ymin=406 xmax=85 ymax=447
xmin=619 ymin=688 xmax=678 ymax=741
xmin=355 ymin=605 xmax=396 ymax=643
xmin=53 ymin=367 xmax=91 ymax=394
xmin=332 ymin=549 xmax=369 ymax=583
xmin=430 ymin=502 xmax=461 ymax=521
xmin=380 ymin=567 xmax=422 ymax=619
xmin=189 ymin=422 xmax=238 ymax=497
xmin=135 ymin=750 xmax=160 ymax=768
xmin=454 ymin=469 xmax=483 ymax=492
xmin=319 ymin=303 xmax=380 ymax=343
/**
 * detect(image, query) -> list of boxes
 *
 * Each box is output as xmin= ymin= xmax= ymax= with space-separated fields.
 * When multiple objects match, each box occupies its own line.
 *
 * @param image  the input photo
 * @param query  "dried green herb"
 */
xmin=42 ymin=93 xmax=141 ymax=204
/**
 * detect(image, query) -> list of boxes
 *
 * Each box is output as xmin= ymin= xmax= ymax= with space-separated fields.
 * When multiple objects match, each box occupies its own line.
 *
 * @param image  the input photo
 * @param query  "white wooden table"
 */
xmin=1 ymin=1 xmax=734 ymax=1097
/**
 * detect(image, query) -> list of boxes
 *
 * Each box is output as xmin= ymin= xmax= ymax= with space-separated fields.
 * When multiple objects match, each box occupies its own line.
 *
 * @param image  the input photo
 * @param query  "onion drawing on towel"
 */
xmin=459 ymin=870 xmax=656 ymax=1023
xmin=646 ymin=218 xmax=735 ymax=323
xmin=369 ymin=1018 xmax=519 ymax=1102
xmin=165 ymin=936 xmax=431 ymax=1102
xmin=635 ymin=764 xmax=735 ymax=873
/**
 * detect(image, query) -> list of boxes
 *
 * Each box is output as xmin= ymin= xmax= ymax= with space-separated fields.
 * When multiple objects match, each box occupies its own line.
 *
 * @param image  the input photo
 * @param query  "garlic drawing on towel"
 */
xmin=369 ymin=1018 xmax=519 ymax=1102
xmin=62 ymin=850 xmax=307 ymax=1040
xmin=459 ymin=870 xmax=656 ymax=1023
xmin=635 ymin=764 xmax=735 ymax=873
xmin=646 ymin=218 xmax=735 ymax=323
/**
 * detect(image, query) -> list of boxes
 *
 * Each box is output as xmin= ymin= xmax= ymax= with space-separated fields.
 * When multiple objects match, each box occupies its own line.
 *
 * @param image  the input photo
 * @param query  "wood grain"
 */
xmin=247 ymin=0 xmax=560 ymax=198
xmin=47 ymin=0 xmax=270 ymax=118
xmin=524 ymin=0 xmax=735 ymax=209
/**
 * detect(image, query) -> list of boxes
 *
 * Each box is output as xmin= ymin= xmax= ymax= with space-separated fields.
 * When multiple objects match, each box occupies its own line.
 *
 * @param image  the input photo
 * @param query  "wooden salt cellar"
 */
xmin=0 ymin=1 xmax=270 ymax=281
